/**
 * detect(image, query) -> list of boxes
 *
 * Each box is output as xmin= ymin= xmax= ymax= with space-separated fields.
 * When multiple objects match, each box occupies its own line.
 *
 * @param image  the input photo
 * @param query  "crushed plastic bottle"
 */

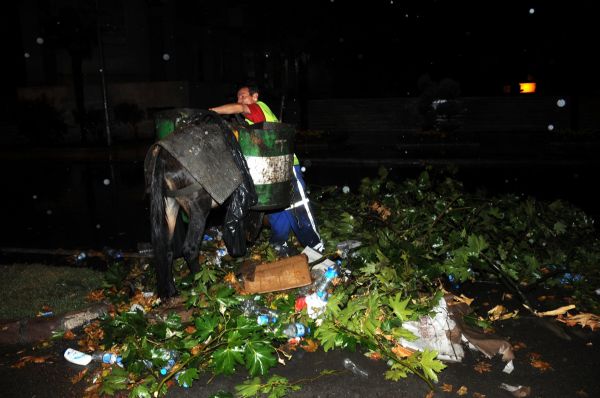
xmin=64 ymin=348 xmax=122 ymax=367
xmin=103 ymin=247 xmax=124 ymax=262
xmin=159 ymin=350 xmax=179 ymax=375
xmin=336 ymin=240 xmax=362 ymax=258
xmin=314 ymin=266 xmax=338 ymax=299
xmin=343 ymin=358 xmax=369 ymax=378
xmin=240 ymin=300 xmax=278 ymax=325
xmin=447 ymin=274 xmax=460 ymax=290
xmin=282 ymin=323 xmax=310 ymax=339
xmin=75 ymin=251 xmax=87 ymax=263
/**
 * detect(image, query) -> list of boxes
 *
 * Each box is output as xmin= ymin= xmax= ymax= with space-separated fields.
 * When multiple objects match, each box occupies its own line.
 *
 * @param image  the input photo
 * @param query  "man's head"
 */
xmin=237 ymin=85 xmax=259 ymax=105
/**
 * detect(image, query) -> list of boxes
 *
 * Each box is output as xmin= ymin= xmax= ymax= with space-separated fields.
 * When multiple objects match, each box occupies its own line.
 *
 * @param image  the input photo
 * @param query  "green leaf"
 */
xmin=314 ymin=323 xmax=339 ymax=352
xmin=384 ymin=363 xmax=410 ymax=381
xmin=418 ymin=350 xmax=447 ymax=382
xmin=235 ymin=377 xmax=262 ymax=397
xmin=387 ymin=293 xmax=413 ymax=321
xmin=130 ymin=385 xmax=152 ymax=398
xmin=467 ymin=234 xmax=488 ymax=256
xmin=244 ymin=342 xmax=276 ymax=376
xmin=194 ymin=314 xmax=219 ymax=342
xmin=176 ymin=368 xmax=198 ymax=388
xmin=553 ymin=221 xmax=566 ymax=235
xmin=213 ymin=346 xmax=244 ymax=375
xmin=99 ymin=367 xmax=129 ymax=395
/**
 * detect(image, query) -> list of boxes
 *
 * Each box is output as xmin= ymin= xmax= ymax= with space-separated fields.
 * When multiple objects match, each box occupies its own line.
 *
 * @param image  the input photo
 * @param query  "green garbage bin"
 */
xmin=237 ymin=122 xmax=295 ymax=210
xmin=154 ymin=108 xmax=204 ymax=140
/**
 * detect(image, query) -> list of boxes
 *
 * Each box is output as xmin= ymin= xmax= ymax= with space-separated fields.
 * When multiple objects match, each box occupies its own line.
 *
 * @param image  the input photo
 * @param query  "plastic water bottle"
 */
xmin=75 ymin=251 xmax=87 ymax=264
xmin=314 ymin=266 xmax=338 ymax=299
xmin=159 ymin=350 xmax=179 ymax=375
xmin=282 ymin=323 xmax=310 ymax=338
xmin=64 ymin=348 xmax=122 ymax=366
xmin=240 ymin=300 xmax=278 ymax=325
xmin=92 ymin=352 xmax=123 ymax=366
xmin=336 ymin=240 xmax=362 ymax=258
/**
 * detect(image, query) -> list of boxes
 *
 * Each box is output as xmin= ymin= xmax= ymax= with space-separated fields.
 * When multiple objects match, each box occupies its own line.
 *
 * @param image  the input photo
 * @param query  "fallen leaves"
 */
xmin=12 ymin=355 xmax=52 ymax=368
xmin=300 ymin=338 xmax=319 ymax=352
xmin=456 ymin=385 xmax=468 ymax=395
xmin=536 ymin=304 xmax=576 ymax=317
xmin=487 ymin=305 xmax=518 ymax=321
xmin=370 ymin=201 xmax=392 ymax=221
xmin=441 ymin=383 xmax=453 ymax=392
xmin=557 ymin=312 xmax=600 ymax=331
xmin=529 ymin=353 xmax=553 ymax=372
xmin=392 ymin=344 xmax=415 ymax=358
xmin=70 ymin=368 xmax=88 ymax=384
xmin=63 ymin=329 xmax=77 ymax=340
xmin=473 ymin=361 xmax=492 ymax=374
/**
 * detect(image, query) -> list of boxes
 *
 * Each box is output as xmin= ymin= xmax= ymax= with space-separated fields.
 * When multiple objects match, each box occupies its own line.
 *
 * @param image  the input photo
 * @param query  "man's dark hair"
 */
xmin=239 ymin=83 xmax=259 ymax=96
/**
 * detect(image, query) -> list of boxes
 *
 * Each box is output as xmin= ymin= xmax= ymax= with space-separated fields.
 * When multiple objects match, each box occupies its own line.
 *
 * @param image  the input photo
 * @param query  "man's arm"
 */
xmin=209 ymin=103 xmax=249 ymax=115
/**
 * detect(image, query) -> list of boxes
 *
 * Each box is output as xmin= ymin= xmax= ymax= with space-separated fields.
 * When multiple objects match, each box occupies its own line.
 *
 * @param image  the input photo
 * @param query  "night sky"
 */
xmin=3 ymin=0 xmax=599 ymax=116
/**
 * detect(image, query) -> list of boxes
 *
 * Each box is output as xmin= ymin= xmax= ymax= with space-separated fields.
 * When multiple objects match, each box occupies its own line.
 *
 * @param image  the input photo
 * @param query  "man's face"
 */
xmin=237 ymin=87 xmax=258 ymax=105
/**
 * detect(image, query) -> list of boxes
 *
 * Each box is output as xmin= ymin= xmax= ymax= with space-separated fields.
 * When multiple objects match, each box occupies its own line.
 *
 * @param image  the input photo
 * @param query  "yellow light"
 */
xmin=519 ymin=82 xmax=536 ymax=94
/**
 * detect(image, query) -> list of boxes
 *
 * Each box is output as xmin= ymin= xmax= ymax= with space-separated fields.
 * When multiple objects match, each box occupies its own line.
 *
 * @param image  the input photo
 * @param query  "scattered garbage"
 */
xmin=64 ymin=348 xmax=122 ymax=367
xmin=335 ymin=239 xmax=362 ymax=258
xmin=499 ymin=383 xmax=531 ymax=397
xmin=398 ymin=297 xmax=465 ymax=363
xmin=282 ymin=322 xmax=310 ymax=339
xmin=75 ymin=251 xmax=87 ymax=263
xmin=159 ymin=350 xmax=179 ymax=375
xmin=343 ymin=358 xmax=369 ymax=378
xmin=241 ymin=299 xmax=279 ymax=325
xmin=314 ymin=266 xmax=338 ymax=299
xmin=103 ymin=247 xmax=124 ymax=262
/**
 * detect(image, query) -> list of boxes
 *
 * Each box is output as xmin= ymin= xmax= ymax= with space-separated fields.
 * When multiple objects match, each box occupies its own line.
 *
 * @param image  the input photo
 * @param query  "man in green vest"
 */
xmin=211 ymin=85 xmax=324 ymax=256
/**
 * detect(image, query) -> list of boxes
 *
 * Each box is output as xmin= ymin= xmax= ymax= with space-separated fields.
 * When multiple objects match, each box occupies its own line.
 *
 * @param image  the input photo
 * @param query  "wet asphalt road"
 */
xmin=1 ymin=283 xmax=599 ymax=397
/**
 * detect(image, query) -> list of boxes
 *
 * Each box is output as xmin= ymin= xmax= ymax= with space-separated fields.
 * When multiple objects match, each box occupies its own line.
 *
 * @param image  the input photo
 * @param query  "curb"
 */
xmin=0 ymin=303 xmax=109 ymax=346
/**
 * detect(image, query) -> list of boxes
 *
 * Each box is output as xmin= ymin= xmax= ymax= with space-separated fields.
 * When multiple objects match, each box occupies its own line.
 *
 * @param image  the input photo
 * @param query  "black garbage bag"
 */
xmin=208 ymin=113 xmax=258 ymax=257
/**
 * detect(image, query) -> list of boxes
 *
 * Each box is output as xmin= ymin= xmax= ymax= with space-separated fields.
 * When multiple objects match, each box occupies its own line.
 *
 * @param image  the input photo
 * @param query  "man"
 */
xmin=210 ymin=85 xmax=324 ymax=255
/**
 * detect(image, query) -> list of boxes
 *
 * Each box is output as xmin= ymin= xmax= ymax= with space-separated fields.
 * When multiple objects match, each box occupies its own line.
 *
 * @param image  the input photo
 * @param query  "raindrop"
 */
xmin=342 ymin=186 xmax=350 ymax=194
xmin=556 ymin=98 xmax=566 ymax=108
xmin=96 ymin=224 xmax=101 ymax=229
xmin=301 ymin=166 xmax=306 ymax=172
xmin=32 ymin=194 xmax=37 ymax=199
xmin=162 ymin=53 xmax=170 ymax=61
xmin=103 ymin=179 xmax=110 ymax=186
xmin=390 ymin=0 xmax=394 ymax=4
xmin=547 ymin=124 xmax=554 ymax=131
xmin=46 ymin=210 xmax=52 ymax=215
xmin=529 ymin=8 xmax=535 ymax=15
xmin=265 ymin=52 xmax=269 ymax=58
xmin=36 ymin=37 xmax=44 ymax=45
xmin=405 ymin=14 xmax=409 ymax=18
xmin=24 ymin=52 xmax=30 ymax=58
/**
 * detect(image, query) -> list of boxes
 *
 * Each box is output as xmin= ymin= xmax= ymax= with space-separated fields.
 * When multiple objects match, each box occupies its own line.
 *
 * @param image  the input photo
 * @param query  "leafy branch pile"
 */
xmin=80 ymin=167 xmax=600 ymax=397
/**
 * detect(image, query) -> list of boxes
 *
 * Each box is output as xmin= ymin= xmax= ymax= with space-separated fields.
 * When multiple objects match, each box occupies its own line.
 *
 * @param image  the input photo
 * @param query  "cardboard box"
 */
xmin=242 ymin=254 xmax=312 ymax=294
